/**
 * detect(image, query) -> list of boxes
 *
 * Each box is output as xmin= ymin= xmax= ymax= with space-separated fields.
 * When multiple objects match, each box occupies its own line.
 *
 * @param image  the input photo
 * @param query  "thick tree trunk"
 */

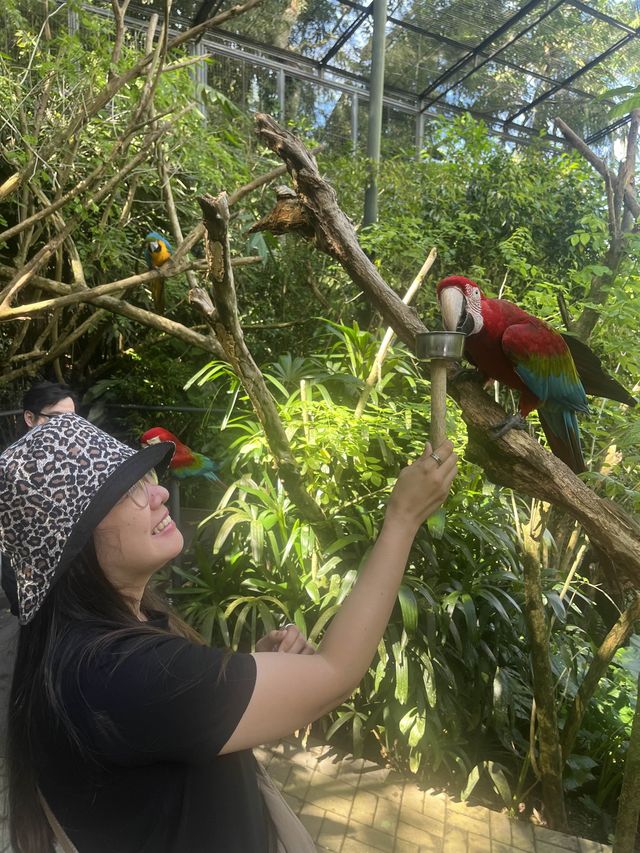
xmin=198 ymin=192 xmax=339 ymax=550
xmin=612 ymin=670 xmax=640 ymax=853
xmin=522 ymin=552 xmax=568 ymax=831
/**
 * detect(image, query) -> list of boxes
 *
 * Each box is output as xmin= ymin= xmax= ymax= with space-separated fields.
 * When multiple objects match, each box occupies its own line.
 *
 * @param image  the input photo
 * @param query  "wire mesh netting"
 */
xmin=77 ymin=1 xmax=640 ymax=154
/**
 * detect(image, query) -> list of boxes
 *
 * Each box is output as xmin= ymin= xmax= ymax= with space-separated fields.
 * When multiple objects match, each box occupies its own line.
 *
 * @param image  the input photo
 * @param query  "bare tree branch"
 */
xmin=555 ymin=116 xmax=640 ymax=222
xmin=110 ymin=0 xmax=133 ymax=73
xmin=621 ymin=108 xmax=640 ymax=233
xmin=3 ymin=0 xmax=265 ymax=198
xmin=554 ymin=116 xmax=640 ymax=341
xmin=198 ymin=191 xmax=338 ymax=548
xmin=0 ymin=120 xmax=175 ymax=308
xmin=0 ymin=265 xmax=224 ymax=360
xmin=0 ymin=108 xmax=188 ymax=245
xmin=0 ymin=268 xmax=179 ymax=320
xmin=355 ymin=248 xmax=436 ymax=418
xmin=169 ymin=163 xmax=290 ymax=267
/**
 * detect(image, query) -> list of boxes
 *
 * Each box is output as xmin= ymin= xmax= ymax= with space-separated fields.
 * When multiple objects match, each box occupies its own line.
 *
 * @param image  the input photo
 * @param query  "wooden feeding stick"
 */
xmin=416 ymin=332 xmax=465 ymax=448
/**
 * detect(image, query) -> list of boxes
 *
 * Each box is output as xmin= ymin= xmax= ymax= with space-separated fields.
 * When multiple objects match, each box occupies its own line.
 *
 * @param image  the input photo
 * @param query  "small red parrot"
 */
xmin=437 ymin=276 xmax=635 ymax=473
xmin=140 ymin=427 xmax=224 ymax=485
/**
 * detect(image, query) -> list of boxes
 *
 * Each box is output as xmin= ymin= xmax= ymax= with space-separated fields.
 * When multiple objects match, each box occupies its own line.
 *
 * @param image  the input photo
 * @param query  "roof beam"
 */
xmin=417 ymin=0 xmax=550 ymax=100
xmin=320 ymin=2 xmax=373 ymax=66
xmin=505 ymin=31 xmax=636 ymax=123
xmin=421 ymin=0 xmax=565 ymax=111
xmin=564 ymin=0 xmax=636 ymax=34
xmin=585 ymin=114 xmax=632 ymax=145
xmin=341 ymin=0 xmax=601 ymax=103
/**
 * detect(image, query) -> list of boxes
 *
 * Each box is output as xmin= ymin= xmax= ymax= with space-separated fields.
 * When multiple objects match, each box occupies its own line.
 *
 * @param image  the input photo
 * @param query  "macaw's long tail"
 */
xmin=151 ymin=277 xmax=165 ymax=314
xmin=203 ymin=469 xmax=226 ymax=487
xmin=562 ymin=335 xmax=637 ymax=407
xmin=539 ymin=406 xmax=586 ymax=474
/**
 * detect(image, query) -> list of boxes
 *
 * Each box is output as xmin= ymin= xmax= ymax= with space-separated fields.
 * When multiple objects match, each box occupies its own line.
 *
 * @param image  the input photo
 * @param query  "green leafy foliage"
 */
xmin=1 ymin=4 xmax=639 ymax=837
xmin=167 ymin=324 xmax=634 ymax=824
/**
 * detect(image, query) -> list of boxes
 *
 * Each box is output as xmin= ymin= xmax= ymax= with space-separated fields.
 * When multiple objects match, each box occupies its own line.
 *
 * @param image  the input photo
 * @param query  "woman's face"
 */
xmin=24 ymin=395 xmax=76 ymax=428
xmin=93 ymin=472 xmax=184 ymax=592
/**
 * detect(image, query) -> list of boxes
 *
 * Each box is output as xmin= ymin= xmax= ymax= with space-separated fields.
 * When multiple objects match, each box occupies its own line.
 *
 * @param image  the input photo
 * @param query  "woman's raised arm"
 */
xmin=220 ymin=441 xmax=457 ymax=754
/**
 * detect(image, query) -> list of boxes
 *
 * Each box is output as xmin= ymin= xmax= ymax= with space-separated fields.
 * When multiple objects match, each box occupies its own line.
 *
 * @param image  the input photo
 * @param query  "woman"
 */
xmin=1 ymin=414 xmax=456 ymax=852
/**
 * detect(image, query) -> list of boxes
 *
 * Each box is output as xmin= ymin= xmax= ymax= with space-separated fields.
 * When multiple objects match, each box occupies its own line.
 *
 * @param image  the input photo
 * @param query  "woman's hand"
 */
xmin=255 ymin=625 xmax=315 ymax=655
xmin=383 ymin=441 xmax=457 ymax=536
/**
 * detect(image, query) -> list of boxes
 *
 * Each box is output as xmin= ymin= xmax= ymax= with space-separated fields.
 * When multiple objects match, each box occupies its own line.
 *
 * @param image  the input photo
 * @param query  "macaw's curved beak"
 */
xmin=145 ymin=436 xmax=162 ymax=446
xmin=438 ymin=287 xmax=475 ymax=335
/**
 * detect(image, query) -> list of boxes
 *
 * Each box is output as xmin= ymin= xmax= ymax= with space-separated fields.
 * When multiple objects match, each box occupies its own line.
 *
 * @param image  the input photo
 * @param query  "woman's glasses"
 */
xmin=126 ymin=469 xmax=159 ymax=509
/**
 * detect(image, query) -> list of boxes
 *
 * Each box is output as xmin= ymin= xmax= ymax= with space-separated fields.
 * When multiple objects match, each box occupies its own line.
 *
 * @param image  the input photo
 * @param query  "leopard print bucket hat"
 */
xmin=0 ymin=413 xmax=174 ymax=624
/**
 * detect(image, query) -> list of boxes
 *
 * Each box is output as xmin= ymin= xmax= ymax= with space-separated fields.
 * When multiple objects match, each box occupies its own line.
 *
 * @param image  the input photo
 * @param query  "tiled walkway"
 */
xmin=0 ymin=742 xmax=614 ymax=853
xmin=256 ymin=739 xmax=612 ymax=853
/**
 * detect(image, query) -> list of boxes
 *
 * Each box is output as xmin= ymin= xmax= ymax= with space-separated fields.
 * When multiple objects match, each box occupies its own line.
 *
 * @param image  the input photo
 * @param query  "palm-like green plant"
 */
xmin=169 ymin=322 xmax=637 ymax=823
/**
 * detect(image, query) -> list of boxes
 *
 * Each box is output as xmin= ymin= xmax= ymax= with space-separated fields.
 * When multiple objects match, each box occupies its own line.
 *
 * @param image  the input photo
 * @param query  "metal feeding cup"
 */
xmin=415 ymin=331 xmax=466 ymax=448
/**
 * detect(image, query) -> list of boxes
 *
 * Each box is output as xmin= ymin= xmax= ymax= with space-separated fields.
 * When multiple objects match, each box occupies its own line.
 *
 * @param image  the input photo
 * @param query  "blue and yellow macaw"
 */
xmin=144 ymin=231 xmax=172 ymax=313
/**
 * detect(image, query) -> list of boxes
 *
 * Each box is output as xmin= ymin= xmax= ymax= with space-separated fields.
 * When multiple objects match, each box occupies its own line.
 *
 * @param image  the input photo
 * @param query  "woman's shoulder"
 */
xmin=60 ymin=619 xmax=189 ymax=673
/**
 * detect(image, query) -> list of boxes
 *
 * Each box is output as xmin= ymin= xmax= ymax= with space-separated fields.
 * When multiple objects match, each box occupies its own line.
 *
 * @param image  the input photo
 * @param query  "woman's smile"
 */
xmin=152 ymin=514 xmax=174 ymax=536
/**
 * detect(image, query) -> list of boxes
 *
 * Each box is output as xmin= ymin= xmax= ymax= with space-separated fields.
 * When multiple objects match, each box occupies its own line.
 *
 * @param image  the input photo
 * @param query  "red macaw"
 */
xmin=140 ymin=427 xmax=224 ymax=485
xmin=437 ymin=276 xmax=635 ymax=473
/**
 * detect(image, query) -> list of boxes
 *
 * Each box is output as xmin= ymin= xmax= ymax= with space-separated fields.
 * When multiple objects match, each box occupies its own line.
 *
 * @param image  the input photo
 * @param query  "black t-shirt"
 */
xmin=35 ymin=615 xmax=274 ymax=852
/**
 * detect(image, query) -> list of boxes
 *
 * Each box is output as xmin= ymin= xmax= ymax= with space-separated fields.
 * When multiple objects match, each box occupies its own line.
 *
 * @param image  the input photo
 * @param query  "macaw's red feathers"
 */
xmin=439 ymin=276 xmax=637 ymax=473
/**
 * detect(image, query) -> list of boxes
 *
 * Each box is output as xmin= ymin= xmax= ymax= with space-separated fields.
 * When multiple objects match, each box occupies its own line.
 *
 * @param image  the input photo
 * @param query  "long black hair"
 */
xmin=8 ymin=540 xmax=202 ymax=853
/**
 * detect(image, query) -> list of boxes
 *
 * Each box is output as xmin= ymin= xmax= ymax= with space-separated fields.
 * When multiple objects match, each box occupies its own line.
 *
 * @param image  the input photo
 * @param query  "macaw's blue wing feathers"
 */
xmin=502 ymin=321 xmax=589 ymax=473
xmin=502 ymin=322 xmax=588 ymax=411
xmin=172 ymin=451 xmax=225 ymax=486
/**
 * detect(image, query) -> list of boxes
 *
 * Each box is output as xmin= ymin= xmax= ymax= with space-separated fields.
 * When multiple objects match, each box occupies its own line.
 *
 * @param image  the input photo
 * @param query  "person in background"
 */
xmin=21 ymin=381 xmax=78 ymax=429
xmin=1 ymin=414 xmax=456 ymax=852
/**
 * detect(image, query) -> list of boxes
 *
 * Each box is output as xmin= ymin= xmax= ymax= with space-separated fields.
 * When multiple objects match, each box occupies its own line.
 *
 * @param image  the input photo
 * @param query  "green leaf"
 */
xmin=544 ymin=590 xmax=566 ymax=623
xmin=408 ymin=713 xmax=425 ymax=748
xmin=419 ymin=652 xmax=437 ymax=709
xmin=392 ymin=638 xmax=409 ymax=704
xmin=427 ymin=508 xmax=446 ymax=539
xmin=326 ymin=711 xmax=356 ymax=741
xmin=609 ymin=94 xmax=640 ymax=121
xmin=397 ymin=584 xmax=419 ymax=634
xmin=486 ymin=762 xmax=511 ymax=807
xmin=460 ymin=764 xmax=482 ymax=801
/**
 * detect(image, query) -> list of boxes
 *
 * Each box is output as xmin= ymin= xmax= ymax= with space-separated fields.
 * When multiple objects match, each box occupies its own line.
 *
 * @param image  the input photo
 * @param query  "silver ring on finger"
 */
xmin=430 ymin=451 xmax=444 ymax=467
